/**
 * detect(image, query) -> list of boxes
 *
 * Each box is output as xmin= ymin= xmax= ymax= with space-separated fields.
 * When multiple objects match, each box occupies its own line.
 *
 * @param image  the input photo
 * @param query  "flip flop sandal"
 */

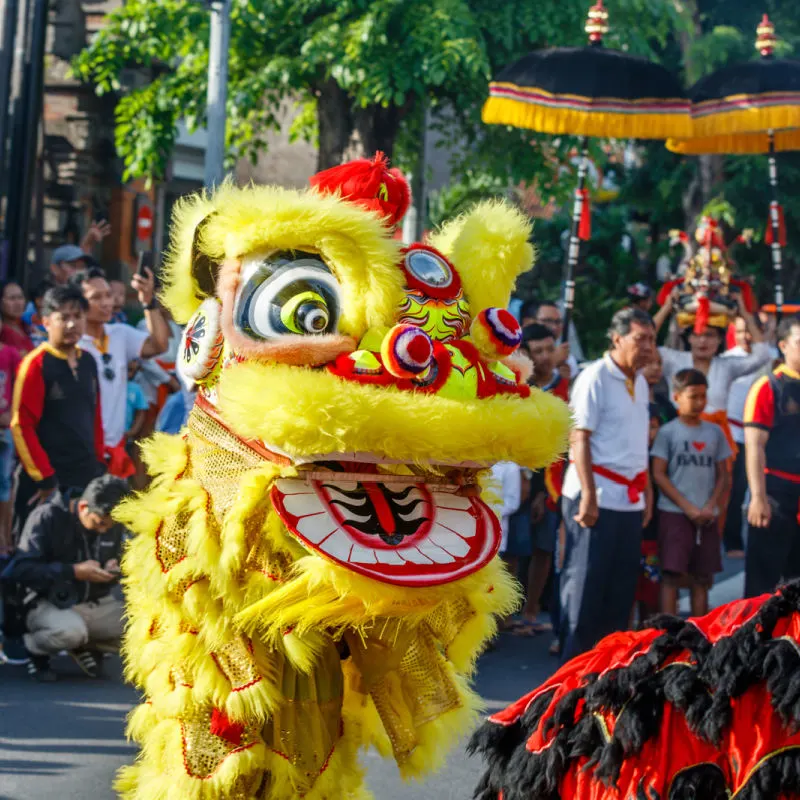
xmin=511 ymin=621 xmax=546 ymax=637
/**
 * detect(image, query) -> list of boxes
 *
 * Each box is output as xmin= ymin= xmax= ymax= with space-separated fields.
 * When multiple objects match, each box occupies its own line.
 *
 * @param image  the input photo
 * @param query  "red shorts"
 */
xmin=658 ymin=510 xmax=722 ymax=582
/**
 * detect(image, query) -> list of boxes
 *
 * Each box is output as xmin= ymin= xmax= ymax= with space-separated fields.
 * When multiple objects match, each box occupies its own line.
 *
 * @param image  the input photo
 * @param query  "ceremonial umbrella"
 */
xmin=667 ymin=15 xmax=800 ymax=319
xmin=483 ymin=1 xmax=691 ymax=339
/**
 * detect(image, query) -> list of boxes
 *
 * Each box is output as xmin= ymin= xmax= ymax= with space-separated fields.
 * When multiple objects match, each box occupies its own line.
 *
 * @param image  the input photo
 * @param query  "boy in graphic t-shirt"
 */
xmin=651 ymin=368 xmax=731 ymax=617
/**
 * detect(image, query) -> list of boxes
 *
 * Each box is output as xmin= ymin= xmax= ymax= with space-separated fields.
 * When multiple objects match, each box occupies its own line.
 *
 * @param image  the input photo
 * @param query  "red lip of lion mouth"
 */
xmin=271 ymin=476 xmax=500 ymax=587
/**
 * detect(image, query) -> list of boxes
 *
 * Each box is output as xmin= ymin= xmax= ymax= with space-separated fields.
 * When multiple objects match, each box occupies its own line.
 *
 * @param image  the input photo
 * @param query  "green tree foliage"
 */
xmin=73 ymin=0 xmax=677 ymax=183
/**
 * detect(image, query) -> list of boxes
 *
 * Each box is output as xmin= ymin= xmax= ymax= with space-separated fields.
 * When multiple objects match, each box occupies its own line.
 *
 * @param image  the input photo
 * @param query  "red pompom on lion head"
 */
xmin=310 ymin=151 xmax=411 ymax=227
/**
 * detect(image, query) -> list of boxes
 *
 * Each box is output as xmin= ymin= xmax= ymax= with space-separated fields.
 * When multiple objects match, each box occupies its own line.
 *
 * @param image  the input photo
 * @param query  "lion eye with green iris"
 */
xmin=234 ymin=250 xmax=341 ymax=340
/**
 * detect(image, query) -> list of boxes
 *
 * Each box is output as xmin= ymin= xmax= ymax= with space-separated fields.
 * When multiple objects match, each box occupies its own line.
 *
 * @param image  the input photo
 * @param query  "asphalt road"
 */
xmin=0 ymin=556 xmax=744 ymax=800
xmin=0 ymin=627 xmax=555 ymax=800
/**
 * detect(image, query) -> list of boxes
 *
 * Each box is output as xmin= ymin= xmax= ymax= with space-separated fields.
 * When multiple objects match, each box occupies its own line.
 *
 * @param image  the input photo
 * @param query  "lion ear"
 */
xmin=160 ymin=193 xmax=220 ymax=324
xmin=427 ymin=200 xmax=535 ymax=315
xmin=190 ymin=213 xmax=219 ymax=299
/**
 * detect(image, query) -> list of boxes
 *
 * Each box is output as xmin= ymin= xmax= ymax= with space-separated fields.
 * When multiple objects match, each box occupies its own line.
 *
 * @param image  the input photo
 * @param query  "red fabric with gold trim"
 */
xmin=271 ymin=477 xmax=501 ymax=587
xmin=725 ymin=681 xmax=800 ymax=792
xmin=488 ymin=628 xmax=663 ymax=731
xmin=559 ymin=708 xmax=728 ymax=799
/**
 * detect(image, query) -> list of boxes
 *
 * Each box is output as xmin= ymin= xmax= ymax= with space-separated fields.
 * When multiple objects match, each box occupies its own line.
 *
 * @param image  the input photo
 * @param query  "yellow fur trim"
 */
xmin=161 ymin=182 xmax=405 ymax=334
xmin=428 ymin=200 xmax=535 ymax=316
xmin=217 ymin=361 xmax=571 ymax=471
xmin=445 ymin=558 xmax=520 ymax=673
xmin=235 ymin=554 xmax=513 ymax=641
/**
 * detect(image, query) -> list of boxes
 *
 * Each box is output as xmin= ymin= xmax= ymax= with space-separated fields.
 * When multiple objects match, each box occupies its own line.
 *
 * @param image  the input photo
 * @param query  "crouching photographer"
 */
xmin=1 ymin=475 xmax=129 ymax=681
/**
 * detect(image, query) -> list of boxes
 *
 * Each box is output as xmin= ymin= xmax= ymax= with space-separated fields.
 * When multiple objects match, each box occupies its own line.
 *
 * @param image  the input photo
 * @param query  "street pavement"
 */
xmin=0 ymin=556 xmax=744 ymax=800
xmin=0 ymin=626 xmax=554 ymax=800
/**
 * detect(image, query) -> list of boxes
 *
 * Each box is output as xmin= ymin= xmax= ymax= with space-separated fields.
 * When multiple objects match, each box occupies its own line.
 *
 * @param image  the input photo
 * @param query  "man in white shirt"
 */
xmin=74 ymin=267 xmax=169 ymax=477
xmin=560 ymin=307 xmax=655 ymax=662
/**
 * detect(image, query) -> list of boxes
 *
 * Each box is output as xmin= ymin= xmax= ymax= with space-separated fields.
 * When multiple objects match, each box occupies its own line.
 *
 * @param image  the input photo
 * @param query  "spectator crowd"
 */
xmin=494 ymin=292 xmax=800 ymax=663
xmin=2 ymin=238 xmax=799 ymax=680
xmin=0 ymin=223 xmax=193 ymax=680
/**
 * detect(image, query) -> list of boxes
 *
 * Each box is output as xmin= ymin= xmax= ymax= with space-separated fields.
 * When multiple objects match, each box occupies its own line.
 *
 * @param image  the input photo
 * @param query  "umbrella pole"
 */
xmin=767 ymin=130 xmax=784 ymax=323
xmin=561 ymin=137 xmax=589 ymax=344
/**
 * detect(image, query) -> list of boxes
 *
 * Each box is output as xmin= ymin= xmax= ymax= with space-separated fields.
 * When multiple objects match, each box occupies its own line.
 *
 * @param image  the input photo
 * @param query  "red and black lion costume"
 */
xmin=471 ymin=582 xmax=800 ymax=799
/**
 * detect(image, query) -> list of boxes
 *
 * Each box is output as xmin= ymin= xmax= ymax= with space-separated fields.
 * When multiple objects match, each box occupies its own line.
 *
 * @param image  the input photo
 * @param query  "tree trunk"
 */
xmin=673 ymin=0 xmax=724 ymax=230
xmin=315 ymin=79 xmax=353 ymax=171
xmin=351 ymin=102 xmax=411 ymax=161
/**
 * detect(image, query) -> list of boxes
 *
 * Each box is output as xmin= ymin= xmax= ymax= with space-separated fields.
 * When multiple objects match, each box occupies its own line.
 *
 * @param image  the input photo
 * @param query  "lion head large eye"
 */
xmin=233 ymin=250 xmax=341 ymax=340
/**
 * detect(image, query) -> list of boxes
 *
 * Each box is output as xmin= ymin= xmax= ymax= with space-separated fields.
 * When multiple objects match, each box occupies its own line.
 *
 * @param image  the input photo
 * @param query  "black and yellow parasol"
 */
xmin=667 ymin=15 xmax=800 ymax=318
xmin=483 ymin=1 xmax=690 ymax=338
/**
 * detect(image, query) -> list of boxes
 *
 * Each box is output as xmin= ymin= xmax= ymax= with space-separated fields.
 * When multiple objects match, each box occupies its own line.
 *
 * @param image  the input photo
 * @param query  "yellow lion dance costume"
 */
xmin=116 ymin=155 xmax=570 ymax=799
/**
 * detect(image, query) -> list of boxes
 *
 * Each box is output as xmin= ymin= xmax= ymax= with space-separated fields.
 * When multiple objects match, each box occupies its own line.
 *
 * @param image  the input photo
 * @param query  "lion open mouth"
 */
xmin=271 ymin=466 xmax=499 ymax=587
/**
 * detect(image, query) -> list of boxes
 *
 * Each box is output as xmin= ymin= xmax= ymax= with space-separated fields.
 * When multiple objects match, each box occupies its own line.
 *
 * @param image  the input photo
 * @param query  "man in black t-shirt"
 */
xmin=2 ymin=476 xmax=128 ymax=681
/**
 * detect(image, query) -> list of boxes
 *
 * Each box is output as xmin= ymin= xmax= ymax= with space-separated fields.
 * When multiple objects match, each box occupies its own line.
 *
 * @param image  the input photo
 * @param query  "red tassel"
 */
xmin=578 ymin=188 xmax=591 ymax=241
xmin=694 ymin=295 xmax=710 ymax=335
xmin=765 ymin=203 xmax=787 ymax=247
xmin=210 ymin=708 xmax=244 ymax=746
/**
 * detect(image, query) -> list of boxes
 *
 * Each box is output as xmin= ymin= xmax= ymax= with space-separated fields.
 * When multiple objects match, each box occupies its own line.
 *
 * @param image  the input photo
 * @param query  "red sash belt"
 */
xmin=591 ymin=464 xmax=648 ymax=504
xmin=728 ymin=418 xmax=743 ymax=428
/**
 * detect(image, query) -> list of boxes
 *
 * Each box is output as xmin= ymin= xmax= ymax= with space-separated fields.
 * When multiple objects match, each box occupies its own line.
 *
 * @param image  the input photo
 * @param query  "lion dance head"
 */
xmin=659 ymin=218 xmax=756 ymax=335
xmin=116 ymin=156 xmax=570 ymax=800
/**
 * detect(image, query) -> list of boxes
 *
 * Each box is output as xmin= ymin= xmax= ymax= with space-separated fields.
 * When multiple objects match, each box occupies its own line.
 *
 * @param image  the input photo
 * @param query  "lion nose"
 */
xmin=381 ymin=323 xmax=434 ymax=379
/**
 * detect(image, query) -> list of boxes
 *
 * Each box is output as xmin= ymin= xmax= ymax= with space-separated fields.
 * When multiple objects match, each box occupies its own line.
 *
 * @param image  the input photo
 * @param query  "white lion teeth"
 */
xmin=398 ymin=547 xmax=434 ymax=564
xmin=434 ymin=508 xmax=477 ymax=538
xmin=432 ymin=493 xmax=472 ymax=511
xmin=282 ymin=491 xmax=323 ymax=517
xmin=275 ymin=478 xmax=314 ymax=497
xmin=429 ymin=528 xmax=470 ymax=557
xmin=415 ymin=542 xmax=455 ymax=563
xmin=374 ymin=549 xmax=405 ymax=565
xmin=319 ymin=529 xmax=352 ymax=561
xmin=295 ymin=514 xmax=336 ymax=543
xmin=348 ymin=544 xmax=379 ymax=564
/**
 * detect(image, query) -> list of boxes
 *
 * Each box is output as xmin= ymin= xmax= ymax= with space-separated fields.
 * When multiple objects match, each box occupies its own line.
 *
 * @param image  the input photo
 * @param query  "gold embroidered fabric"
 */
xmin=170 ymin=662 xmax=193 ymax=690
xmin=181 ymin=709 xmax=259 ymax=779
xmin=369 ymin=626 xmax=461 ymax=762
xmin=212 ymin=638 xmax=262 ymax=692
xmin=155 ymin=510 xmax=190 ymax=572
xmin=426 ymin=597 xmax=477 ymax=651
xmin=186 ymin=407 xmax=266 ymax=522
xmin=244 ymin=515 xmax=292 ymax=578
